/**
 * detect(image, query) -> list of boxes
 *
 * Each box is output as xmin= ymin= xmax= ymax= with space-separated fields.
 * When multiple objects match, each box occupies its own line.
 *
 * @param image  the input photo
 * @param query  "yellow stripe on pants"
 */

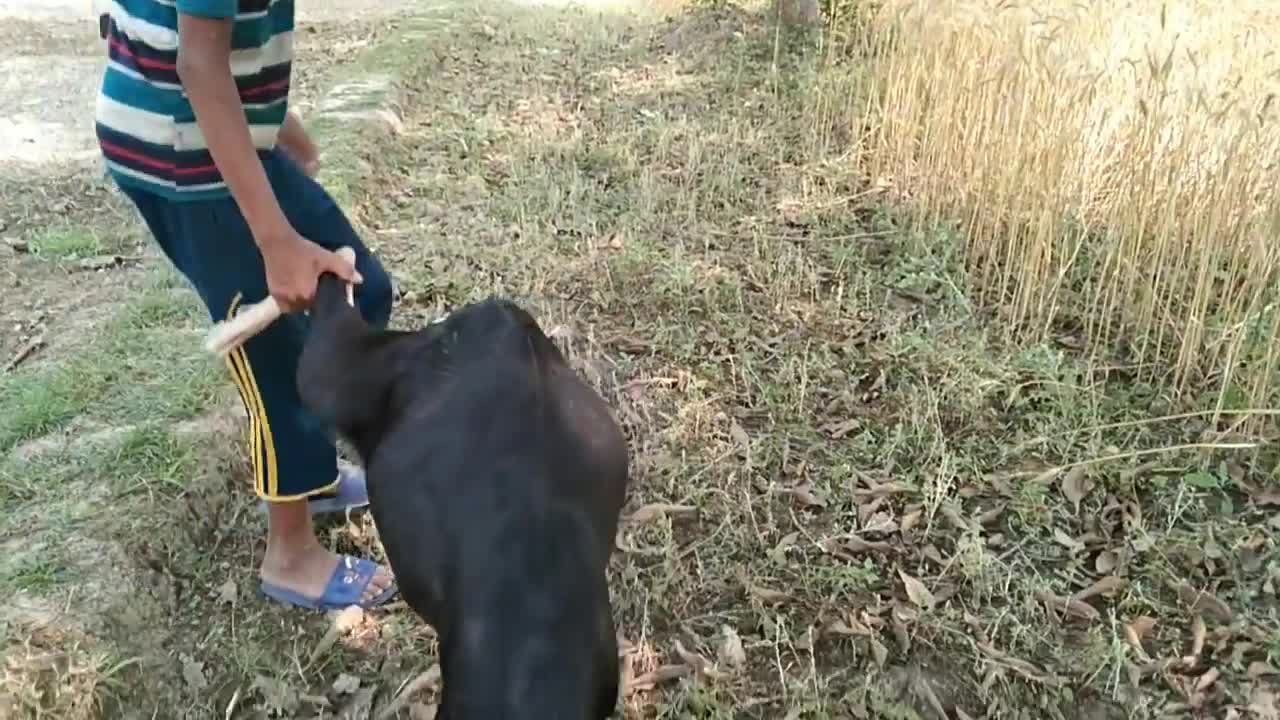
xmin=223 ymin=293 xmax=280 ymax=498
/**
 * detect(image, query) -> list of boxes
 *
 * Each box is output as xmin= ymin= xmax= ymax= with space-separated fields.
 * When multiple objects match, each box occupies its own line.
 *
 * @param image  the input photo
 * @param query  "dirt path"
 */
xmin=0 ymin=0 xmax=422 ymax=168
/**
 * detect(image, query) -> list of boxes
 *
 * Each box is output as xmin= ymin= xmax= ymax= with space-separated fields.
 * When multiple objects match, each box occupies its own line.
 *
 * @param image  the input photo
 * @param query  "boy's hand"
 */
xmin=258 ymin=229 xmax=363 ymax=312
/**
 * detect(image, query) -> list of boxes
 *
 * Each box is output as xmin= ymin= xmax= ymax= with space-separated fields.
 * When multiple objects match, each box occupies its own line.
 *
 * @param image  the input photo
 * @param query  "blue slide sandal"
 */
xmin=260 ymin=555 xmax=398 ymax=611
xmin=258 ymin=462 xmax=370 ymax=516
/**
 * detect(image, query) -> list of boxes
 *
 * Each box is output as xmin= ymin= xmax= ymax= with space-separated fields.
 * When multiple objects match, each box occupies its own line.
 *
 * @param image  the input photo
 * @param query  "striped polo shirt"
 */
xmin=94 ymin=0 xmax=294 ymax=201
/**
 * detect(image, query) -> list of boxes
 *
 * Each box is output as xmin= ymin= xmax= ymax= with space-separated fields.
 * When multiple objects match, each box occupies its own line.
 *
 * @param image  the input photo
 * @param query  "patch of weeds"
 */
xmin=117 ymin=286 xmax=205 ymax=330
xmin=0 ymin=361 xmax=112 ymax=454
xmin=26 ymin=223 xmax=104 ymax=261
xmin=0 ymin=277 xmax=223 ymax=453
xmin=0 ymin=450 xmax=83 ymax=514
xmin=1 ymin=548 xmax=73 ymax=596
xmin=98 ymin=424 xmax=202 ymax=498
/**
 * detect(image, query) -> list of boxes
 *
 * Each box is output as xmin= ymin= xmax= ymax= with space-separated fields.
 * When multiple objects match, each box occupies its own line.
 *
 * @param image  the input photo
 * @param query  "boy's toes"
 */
xmin=361 ymin=565 xmax=395 ymax=603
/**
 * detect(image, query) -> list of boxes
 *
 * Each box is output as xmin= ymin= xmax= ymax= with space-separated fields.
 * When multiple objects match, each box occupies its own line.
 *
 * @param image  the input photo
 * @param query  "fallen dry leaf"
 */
xmin=770 ymin=531 xmax=800 ymax=564
xmin=1061 ymin=465 xmax=1094 ymax=510
xmin=1242 ymin=481 xmax=1280 ymax=507
xmin=718 ymin=626 xmax=746 ymax=669
xmin=862 ymin=511 xmax=898 ymax=535
xmin=332 ymin=673 xmax=361 ymax=695
xmin=1172 ymin=582 xmax=1234 ymax=622
xmin=939 ymin=504 xmax=970 ymax=532
xmin=976 ymin=642 xmax=1061 ymax=686
xmin=1249 ymin=661 xmax=1280 ymax=679
xmin=821 ymin=536 xmax=895 ymax=561
xmin=182 ymin=657 xmax=208 ymax=691
xmin=737 ymin=567 xmax=790 ymax=604
xmin=627 ymin=503 xmax=698 ymax=524
xmin=870 ymin=636 xmax=889 ymax=668
xmin=776 ymin=482 xmax=828 ymax=508
xmin=627 ymin=664 xmax=693 ymax=693
xmin=794 ymin=625 xmax=816 ymax=652
xmin=1127 ymin=616 xmax=1157 ymax=642
xmin=890 ymin=613 xmax=911 ymax=653
xmin=1094 ymin=550 xmax=1119 ymax=575
xmin=1072 ymin=575 xmax=1126 ymax=602
xmin=310 ymin=606 xmax=368 ymax=666
xmin=854 ymin=480 xmax=913 ymax=499
xmin=823 ymin=418 xmax=862 ymax=439
xmin=1032 ymin=466 xmax=1062 ymax=486
xmin=1195 ymin=667 xmax=1221 ymax=693
xmin=77 ymin=254 xmax=134 ymax=271
xmin=216 ymin=578 xmax=238 ymax=605
xmin=976 ymin=502 xmax=1006 ymax=526
xmin=899 ymin=570 xmax=936 ymax=610
xmin=1053 ymin=528 xmax=1085 ymax=552
xmin=900 ymin=509 xmax=923 ymax=534
xmin=300 ymin=694 xmax=331 ymax=709
xmin=673 ymin=639 xmax=720 ymax=678
xmin=1185 ymin=614 xmax=1207 ymax=666
xmin=1036 ymin=591 xmax=1100 ymax=623
xmin=825 ymin=616 xmax=873 ymax=638
xmin=1125 ymin=616 xmax=1156 ymax=659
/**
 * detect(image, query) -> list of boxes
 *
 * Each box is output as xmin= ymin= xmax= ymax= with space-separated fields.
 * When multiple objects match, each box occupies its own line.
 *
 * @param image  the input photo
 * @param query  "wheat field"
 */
xmin=846 ymin=0 xmax=1280 ymax=423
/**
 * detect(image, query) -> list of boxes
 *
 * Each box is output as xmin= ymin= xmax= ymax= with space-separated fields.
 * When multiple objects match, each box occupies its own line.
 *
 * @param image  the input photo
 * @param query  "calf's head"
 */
xmin=293 ymin=272 xmax=429 ymax=460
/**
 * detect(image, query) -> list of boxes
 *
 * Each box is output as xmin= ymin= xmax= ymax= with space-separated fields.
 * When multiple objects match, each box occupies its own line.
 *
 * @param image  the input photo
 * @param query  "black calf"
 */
xmin=295 ymin=274 xmax=630 ymax=720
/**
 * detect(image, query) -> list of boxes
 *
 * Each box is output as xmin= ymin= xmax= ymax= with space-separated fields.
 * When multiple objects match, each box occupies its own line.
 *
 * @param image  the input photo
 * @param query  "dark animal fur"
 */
xmin=296 ymin=276 xmax=630 ymax=719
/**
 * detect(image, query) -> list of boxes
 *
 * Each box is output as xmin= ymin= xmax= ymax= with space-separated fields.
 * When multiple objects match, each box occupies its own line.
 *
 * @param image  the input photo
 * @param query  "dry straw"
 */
xmin=849 ymin=0 xmax=1280 ymax=420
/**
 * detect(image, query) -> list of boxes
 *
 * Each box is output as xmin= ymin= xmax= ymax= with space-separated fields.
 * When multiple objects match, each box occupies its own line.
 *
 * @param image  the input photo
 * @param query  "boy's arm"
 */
xmin=174 ymin=7 xmax=357 ymax=310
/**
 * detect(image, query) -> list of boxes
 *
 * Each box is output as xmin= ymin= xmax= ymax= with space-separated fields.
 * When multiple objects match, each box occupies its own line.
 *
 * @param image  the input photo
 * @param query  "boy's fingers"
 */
xmin=324 ymin=252 xmax=363 ymax=284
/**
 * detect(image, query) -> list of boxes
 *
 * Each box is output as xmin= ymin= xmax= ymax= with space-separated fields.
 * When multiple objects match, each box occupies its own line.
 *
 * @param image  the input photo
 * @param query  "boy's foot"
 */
xmin=257 ymin=460 xmax=370 ymax=516
xmin=259 ymin=546 xmax=396 ymax=611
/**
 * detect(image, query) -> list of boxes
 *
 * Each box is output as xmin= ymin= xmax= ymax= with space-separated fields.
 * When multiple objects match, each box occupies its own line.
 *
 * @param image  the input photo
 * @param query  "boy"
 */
xmin=95 ymin=0 xmax=397 ymax=610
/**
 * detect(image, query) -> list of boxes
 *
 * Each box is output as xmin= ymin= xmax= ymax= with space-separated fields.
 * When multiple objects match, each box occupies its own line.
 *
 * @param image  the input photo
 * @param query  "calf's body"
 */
xmin=296 ymin=278 xmax=630 ymax=719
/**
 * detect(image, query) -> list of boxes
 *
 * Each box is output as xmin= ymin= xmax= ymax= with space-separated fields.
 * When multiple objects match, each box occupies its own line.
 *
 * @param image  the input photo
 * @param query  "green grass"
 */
xmin=0 ymin=276 xmax=220 ymax=454
xmin=1 ymin=1 xmax=1277 ymax=719
xmin=2 ymin=552 xmax=72 ymax=595
xmin=26 ymin=223 xmax=104 ymax=260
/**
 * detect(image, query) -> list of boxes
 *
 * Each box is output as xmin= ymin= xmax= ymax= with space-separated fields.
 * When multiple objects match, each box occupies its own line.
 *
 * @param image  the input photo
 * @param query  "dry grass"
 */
xmin=0 ymin=621 xmax=122 ymax=720
xmin=4 ymin=1 xmax=1280 ymax=719
xmin=845 ymin=0 xmax=1280 ymax=421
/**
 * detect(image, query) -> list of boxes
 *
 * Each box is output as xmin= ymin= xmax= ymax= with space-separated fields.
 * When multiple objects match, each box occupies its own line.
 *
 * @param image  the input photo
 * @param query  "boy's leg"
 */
xmin=116 ymin=182 xmax=395 ymax=610
xmin=248 ymin=147 xmax=395 ymax=520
